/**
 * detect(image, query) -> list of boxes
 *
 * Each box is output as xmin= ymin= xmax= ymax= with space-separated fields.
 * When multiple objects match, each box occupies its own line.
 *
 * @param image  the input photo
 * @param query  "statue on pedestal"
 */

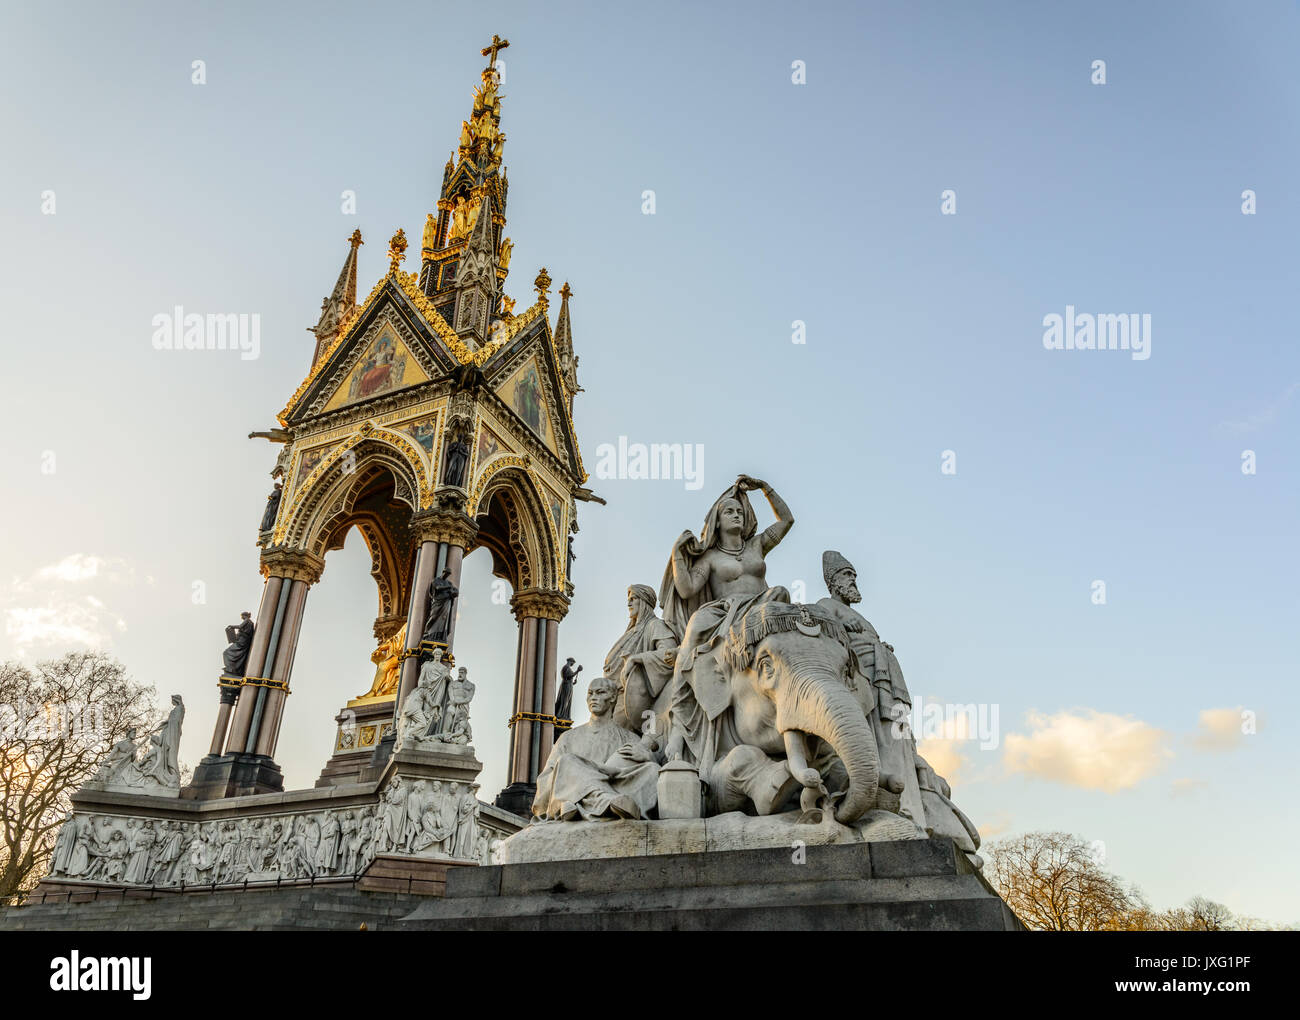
xmin=397 ymin=650 xmax=449 ymax=750
xmin=555 ymin=658 xmax=581 ymax=722
xmin=222 ymin=613 xmax=255 ymax=678
xmin=82 ymin=694 xmax=185 ymax=793
xmin=421 ymin=569 xmax=459 ymax=645
xmin=442 ymin=430 xmax=470 ymax=488
xmin=258 ymin=482 xmax=283 ymax=533
xmin=442 ymin=667 xmax=475 ymax=744
xmin=139 ymin=695 xmax=185 ymax=788
xmin=532 ymin=676 xmax=662 ymax=822
xmin=361 ymin=623 xmax=406 ymax=699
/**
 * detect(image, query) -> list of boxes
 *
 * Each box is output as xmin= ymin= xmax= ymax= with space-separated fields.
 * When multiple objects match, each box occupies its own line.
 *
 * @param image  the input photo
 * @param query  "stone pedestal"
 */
xmin=316 ymin=697 xmax=396 ymax=787
xmin=184 ymin=752 xmax=284 ymax=800
xmin=394 ymin=839 xmax=1024 ymax=931
xmin=656 ymin=761 xmax=702 ymax=819
xmin=493 ymin=781 xmax=536 ymax=819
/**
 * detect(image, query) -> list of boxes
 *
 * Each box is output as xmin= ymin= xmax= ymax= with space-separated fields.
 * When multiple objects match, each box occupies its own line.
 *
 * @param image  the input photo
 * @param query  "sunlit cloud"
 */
xmin=916 ymin=737 xmax=966 ymax=786
xmin=1003 ymin=709 xmax=1172 ymax=792
xmin=3 ymin=555 xmax=136 ymax=655
xmin=5 ymin=596 xmax=127 ymax=652
xmin=1191 ymin=707 xmax=1252 ymax=752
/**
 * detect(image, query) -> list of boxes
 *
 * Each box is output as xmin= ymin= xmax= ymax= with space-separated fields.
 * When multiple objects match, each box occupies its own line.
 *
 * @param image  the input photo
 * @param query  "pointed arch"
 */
xmin=470 ymin=461 xmax=561 ymax=592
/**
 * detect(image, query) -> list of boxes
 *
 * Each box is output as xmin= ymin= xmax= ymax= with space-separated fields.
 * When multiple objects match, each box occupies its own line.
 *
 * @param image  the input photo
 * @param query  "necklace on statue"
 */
xmin=718 ymin=540 xmax=745 ymax=559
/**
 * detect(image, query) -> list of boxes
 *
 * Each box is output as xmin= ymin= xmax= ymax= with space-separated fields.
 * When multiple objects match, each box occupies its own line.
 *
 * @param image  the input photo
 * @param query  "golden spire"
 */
xmin=534 ymin=267 xmax=552 ymax=308
xmin=387 ymin=229 xmax=408 ymax=272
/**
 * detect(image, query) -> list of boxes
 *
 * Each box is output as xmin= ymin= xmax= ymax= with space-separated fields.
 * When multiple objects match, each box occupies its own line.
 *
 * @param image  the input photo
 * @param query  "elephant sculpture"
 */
xmin=668 ymin=588 xmax=881 ymax=825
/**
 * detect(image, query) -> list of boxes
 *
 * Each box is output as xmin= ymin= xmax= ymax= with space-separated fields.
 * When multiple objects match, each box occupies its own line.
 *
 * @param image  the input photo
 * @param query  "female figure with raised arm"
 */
xmin=660 ymin=475 xmax=794 ymax=769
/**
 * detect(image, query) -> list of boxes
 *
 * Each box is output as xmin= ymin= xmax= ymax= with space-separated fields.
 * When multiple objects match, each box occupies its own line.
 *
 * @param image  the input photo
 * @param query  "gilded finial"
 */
xmin=534 ymin=267 xmax=552 ymax=305
xmin=388 ymin=229 xmax=408 ymax=272
xmin=559 ymin=282 xmax=572 ymax=301
xmin=349 ymin=228 xmax=363 ymax=249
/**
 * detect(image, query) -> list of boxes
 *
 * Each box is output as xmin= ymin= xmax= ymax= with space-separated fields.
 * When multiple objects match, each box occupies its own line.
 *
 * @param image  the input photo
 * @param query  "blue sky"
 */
xmin=1 ymin=1 xmax=1297 ymax=922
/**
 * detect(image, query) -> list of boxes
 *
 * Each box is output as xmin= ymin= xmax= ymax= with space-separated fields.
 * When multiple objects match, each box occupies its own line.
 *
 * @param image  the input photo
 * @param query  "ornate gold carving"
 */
xmin=238 ymin=676 xmax=292 ymax=695
xmin=510 ymin=587 xmax=569 ymax=623
xmin=508 ymin=710 xmax=557 ymax=727
xmin=466 ymin=454 xmax=529 ymax=516
xmin=259 ymin=548 xmax=326 ymax=585
xmin=388 ymin=228 xmax=408 ymax=271
xmin=410 ymin=508 xmax=478 ymax=547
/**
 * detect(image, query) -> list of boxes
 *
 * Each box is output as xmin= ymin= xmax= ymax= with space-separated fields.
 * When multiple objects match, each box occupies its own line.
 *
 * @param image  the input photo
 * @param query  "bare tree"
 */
xmin=984 ymin=831 xmax=1142 ymax=930
xmin=1162 ymin=896 xmax=1236 ymax=931
xmin=0 ymin=652 xmax=158 ymax=903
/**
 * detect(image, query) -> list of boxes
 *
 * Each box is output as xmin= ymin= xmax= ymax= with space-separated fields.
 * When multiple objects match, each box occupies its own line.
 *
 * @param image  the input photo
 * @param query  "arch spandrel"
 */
xmin=275 ymin=429 xmax=427 ymax=551
xmin=470 ymin=463 xmax=562 ymax=593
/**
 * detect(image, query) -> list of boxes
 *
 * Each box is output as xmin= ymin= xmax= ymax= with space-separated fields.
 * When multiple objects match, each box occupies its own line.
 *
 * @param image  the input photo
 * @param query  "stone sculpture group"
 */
xmin=47 ymin=790 xmax=502 ymax=889
xmin=49 ymin=648 xmax=501 ymax=889
xmin=88 ymin=696 xmax=186 ymax=793
xmin=397 ymin=650 xmax=477 ymax=751
xmin=525 ymin=476 xmax=982 ymax=864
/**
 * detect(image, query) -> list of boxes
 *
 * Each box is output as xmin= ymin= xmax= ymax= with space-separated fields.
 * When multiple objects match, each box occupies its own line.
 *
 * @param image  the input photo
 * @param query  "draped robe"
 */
xmin=532 ymin=720 xmax=660 ymax=821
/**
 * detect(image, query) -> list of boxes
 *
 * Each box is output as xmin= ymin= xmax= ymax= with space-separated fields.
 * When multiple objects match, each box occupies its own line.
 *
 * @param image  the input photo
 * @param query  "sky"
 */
xmin=1 ymin=0 xmax=1297 ymax=923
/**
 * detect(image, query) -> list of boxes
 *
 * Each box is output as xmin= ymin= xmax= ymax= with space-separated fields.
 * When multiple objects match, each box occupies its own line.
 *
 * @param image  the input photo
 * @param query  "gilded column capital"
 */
xmin=410 ymin=508 xmax=478 ymax=548
xmin=259 ymin=547 xmax=326 ymax=584
xmin=510 ymin=587 xmax=570 ymax=623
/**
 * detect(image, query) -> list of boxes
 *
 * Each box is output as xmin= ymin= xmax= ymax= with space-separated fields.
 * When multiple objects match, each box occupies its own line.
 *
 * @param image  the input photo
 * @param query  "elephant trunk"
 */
xmin=775 ymin=667 xmax=879 ymax=823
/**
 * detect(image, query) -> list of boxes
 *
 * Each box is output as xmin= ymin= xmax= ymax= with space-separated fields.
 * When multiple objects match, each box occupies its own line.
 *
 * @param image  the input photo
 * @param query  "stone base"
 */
xmin=497 ymin=809 xmax=924 ymax=865
xmin=81 ymin=783 xmax=181 ymax=799
xmin=316 ymin=698 xmax=396 ymax=787
xmin=494 ymin=781 xmax=536 ymax=817
xmin=396 ymin=838 xmax=1023 ymax=931
xmin=184 ymin=753 xmax=284 ymax=799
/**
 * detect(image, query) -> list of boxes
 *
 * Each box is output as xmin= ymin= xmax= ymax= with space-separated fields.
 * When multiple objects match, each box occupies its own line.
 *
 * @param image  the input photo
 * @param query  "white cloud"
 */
xmin=1003 ymin=709 xmax=1172 ymax=792
xmin=5 ymin=597 xmax=127 ymax=652
xmin=2 ymin=555 xmax=135 ymax=655
xmin=1171 ymin=777 xmax=1209 ymax=797
xmin=33 ymin=554 xmax=133 ymax=584
xmin=1191 ymin=707 xmax=1251 ymax=751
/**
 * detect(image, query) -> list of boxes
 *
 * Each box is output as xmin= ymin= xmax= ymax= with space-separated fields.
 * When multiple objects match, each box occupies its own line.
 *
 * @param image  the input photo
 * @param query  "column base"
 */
xmin=494 ymin=781 xmax=537 ymax=818
xmin=183 ymin=753 xmax=284 ymax=800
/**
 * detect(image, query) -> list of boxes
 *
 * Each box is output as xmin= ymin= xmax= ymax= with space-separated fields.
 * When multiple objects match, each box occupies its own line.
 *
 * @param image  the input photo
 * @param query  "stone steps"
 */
xmin=395 ymin=839 xmax=1024 ymax=931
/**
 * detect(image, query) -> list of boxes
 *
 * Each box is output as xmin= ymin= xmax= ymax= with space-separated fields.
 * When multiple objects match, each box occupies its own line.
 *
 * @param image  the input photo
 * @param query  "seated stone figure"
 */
xmin=604 ymin=584 xmax=680 ymax=736
xmin=532 ymin=676 xmax=661 ymax=822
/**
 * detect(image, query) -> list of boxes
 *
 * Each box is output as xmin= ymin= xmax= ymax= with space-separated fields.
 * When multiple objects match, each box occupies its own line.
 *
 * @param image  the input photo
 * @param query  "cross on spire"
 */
xmin=481 ymin=34 xmax=510 ymax=68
